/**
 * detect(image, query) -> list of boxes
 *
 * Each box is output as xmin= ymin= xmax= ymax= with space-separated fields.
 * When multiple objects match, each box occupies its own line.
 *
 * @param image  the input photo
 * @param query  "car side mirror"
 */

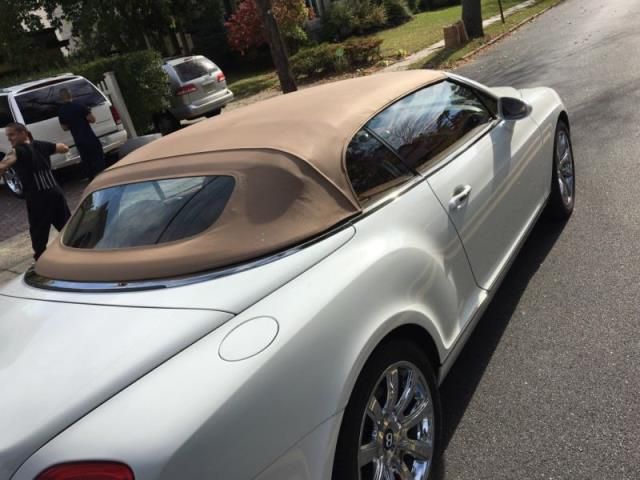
xmin=498 ymin=97 xmax=532 ymax=121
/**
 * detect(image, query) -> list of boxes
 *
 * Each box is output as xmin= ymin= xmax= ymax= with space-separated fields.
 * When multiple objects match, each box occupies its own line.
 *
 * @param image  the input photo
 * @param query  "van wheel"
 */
xmin=154 ymin=112 xmax=180 ymax=136
xmin=3 ymin=167 xmax=25 ymax=199
xmin=204 ymin=108 xmax=222 ymax=118
xmin=333 ymin=339 xmax=441 ymax=480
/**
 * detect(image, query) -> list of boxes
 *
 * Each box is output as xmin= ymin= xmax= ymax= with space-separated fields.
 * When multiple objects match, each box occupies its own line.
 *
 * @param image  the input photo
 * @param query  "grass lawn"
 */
xmin=226 ymin=70 xmax=278 ymax=100
xmin=226 ymin=0 xmax=550 ymax=100
xmin=378 ymin=0 xmax=535 ymax=58
xmin=412 ymin=0 xmax=561 ymax=69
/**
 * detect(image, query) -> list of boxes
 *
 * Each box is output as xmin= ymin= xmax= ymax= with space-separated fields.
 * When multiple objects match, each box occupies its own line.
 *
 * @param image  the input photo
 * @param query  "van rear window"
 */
xmin=173 ymin=58 xmax=217 ymax=82
xmin=16 ymin=78 xmax=106 ymax=125
xmin=63 ymin=176 xmax=235 ymax=249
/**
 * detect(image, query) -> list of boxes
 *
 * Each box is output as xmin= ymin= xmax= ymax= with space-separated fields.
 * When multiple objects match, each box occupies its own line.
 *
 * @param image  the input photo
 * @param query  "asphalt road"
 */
xmin=437 ymin=0 xmax=640 ymax=478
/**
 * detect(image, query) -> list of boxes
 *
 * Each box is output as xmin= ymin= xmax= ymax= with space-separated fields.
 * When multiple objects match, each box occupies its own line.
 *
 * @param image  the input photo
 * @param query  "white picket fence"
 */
xmin=97 ymin=71 xmax=138 ymax=139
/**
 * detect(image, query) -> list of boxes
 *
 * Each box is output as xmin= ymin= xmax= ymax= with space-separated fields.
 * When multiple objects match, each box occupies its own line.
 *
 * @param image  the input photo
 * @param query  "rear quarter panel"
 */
xmin=13 ymin=183 xmax=481 ymax=480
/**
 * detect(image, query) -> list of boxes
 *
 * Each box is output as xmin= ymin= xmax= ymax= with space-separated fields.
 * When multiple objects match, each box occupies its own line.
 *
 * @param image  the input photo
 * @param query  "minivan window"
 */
xmin=173 ymin=58 xmax=217 ymax=82
xmin=346 ymin=129 xmax=414 ymax=204
xmin=64 ymin=176 xmax=235 ymax=249
xmin=366 ymin=81 xmax=493 ymax=172
xmin=0 ymin=96 xmax=13 ymax=127
xmin=16 ymin=78 xmax=106 ymax=125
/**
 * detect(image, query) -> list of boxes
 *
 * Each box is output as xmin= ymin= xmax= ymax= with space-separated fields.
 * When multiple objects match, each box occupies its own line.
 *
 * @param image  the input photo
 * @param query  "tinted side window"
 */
xmin=0 ymin=96 xmax=13 ymax=127
xmin=346 ymin=129 xmax=414 ymax=204
xmin=64 ymin=176 xmax=235 ymax=249
xmin=367 ymin=81 xmax=493 ymax=171
xmin=16 ymin=78 xmax=106 ymax=125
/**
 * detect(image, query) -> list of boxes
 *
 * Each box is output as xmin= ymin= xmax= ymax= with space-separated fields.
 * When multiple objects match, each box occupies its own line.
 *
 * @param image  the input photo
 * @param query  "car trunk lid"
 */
xmin=0 ymin=296 xmax=232 ymax=480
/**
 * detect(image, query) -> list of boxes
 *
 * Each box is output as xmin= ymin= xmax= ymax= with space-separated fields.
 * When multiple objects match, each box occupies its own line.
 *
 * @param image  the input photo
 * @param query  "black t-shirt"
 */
xmin=13 ymin=141 xmax=59 ymax=195
xmin=58 ymin=101 xmax=98 ymax=146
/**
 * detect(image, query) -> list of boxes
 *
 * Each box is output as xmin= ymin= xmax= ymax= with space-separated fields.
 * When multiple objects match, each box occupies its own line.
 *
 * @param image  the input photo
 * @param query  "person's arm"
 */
xmin=0 ymin=150 xmax=17 ymax=175
xmin=55 ymin=143 xmax=69 ymax=154
xmin=60 ymin=122 xmax=70 ymax=131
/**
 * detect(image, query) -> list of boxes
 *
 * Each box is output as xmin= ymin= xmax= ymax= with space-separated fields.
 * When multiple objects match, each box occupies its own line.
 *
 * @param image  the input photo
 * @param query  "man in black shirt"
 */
xmin=0 ymin=123 xmax=71 ymax=260
xmin=58 ymin=87 xmax=105 ymax=181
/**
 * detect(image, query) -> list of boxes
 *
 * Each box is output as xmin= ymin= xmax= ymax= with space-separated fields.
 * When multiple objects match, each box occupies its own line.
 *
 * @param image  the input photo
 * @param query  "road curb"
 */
xmin=460 ymin=0 xmax=566 ymax=62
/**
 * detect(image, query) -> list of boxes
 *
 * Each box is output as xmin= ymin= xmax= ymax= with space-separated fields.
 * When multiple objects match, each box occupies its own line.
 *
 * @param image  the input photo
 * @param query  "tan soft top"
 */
xmin=36 ymin=70 xmax=446 ymax=282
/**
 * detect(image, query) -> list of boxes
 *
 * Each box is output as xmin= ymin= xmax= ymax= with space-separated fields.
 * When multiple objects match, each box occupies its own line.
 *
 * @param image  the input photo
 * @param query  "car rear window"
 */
xmin=172 ymin=58 xmax=217 ymax=82
xmin=63 ymin=176 xmax=235 ymax=249
xmin=16 ymin=78 xmax=106 ymax=125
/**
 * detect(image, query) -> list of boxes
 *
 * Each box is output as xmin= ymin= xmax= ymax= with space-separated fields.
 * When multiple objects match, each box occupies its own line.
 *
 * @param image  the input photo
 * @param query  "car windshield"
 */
xmin=63 ymin=176 xmax=235 ymax=249
xmin=173 ymin=58 xmax=218 ymax=82
xmin=16 ymin=78 xmax=106 ymax=125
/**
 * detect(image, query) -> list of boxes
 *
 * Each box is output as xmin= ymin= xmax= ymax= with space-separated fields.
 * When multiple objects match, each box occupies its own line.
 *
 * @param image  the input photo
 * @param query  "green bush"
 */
xmin=343 ymin=37 xmax=383 ymax=66
xmin=290 ymin=43 xmax=339 ymax=78
xmin=406 ymin=0 xmax=419 ymax=12
xmin=383 ymin=0 xmax=414 ymax=25
xmin=322 ymin=1 xmax=357 ymax=40
xmin=75 ymin=50 xmax=170 ymax=134
xmin=290 ymin=37 xmax=383 ymax=79
xmin=322 ymin=0 xmax=388 ymax=41
xmin=351 ymin=1 xmax=388 ymax=32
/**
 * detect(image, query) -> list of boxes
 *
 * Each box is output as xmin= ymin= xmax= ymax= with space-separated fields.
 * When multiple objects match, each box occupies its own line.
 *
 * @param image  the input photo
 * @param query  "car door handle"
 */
xmin=449 ymin=185 xmax=472 ymax=210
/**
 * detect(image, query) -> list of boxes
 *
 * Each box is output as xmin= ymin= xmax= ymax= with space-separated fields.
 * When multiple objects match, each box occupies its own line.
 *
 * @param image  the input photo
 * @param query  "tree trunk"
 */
xmin=461 ymin=0 xmax=484 ymax=38
xmin=254 ymin=0 xmax=297 ymax=94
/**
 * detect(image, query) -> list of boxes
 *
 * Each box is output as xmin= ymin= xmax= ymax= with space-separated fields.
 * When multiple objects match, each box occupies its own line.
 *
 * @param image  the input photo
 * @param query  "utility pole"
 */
xmin=498 ymin=0 xmax=505 ymax=23
xmin=254 ymin=0 xmax=298 ymax=94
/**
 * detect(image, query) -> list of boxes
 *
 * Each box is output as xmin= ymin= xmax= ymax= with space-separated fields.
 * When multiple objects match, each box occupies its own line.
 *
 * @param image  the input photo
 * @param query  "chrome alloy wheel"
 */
xmin=556 ymin=130 xmax=574 ymax=208
xmin=358 ymin=361 xmax=435 ymax=480
xmin=3 ymin=167 xmax=24 ymax=196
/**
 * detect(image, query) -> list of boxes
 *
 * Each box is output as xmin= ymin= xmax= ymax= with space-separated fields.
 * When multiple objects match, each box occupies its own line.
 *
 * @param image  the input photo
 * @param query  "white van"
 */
xmin=0 ymin=73 xmax=128 ymax=197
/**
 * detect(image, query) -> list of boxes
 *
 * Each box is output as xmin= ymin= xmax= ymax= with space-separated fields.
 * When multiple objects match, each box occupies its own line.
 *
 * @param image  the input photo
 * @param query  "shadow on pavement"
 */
xmin=431 ymin=216 xmax=567 ymax=479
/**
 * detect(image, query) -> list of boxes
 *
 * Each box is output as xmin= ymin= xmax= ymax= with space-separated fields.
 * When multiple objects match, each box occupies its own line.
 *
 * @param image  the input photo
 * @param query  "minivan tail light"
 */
xmin=110 ymin=105 xmax=122 ymax=125
xmin=175 ymin=84 xmax=197 ymax=96
xmin=216 ymin=72 xmax=226 ymax=82
xmin=36 ymin=462 xmax=134 ymax=480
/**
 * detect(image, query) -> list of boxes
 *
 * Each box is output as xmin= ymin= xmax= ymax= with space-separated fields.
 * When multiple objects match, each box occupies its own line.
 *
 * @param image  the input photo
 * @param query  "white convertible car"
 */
xmin=0 ymin=70 xmax=574 ymax=480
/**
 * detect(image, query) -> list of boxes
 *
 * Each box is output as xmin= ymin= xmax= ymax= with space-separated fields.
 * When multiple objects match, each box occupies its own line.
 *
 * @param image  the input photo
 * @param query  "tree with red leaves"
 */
xmin=225 ymin=0 xmax=310 ymax=55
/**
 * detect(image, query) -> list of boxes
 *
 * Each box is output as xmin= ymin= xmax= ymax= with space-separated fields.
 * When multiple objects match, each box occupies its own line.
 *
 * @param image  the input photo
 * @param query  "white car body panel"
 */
xmin=428 ymin=114 xmax=546 ymax=290
xmin=0 ymin=296 xmax=232 ymax=479
xmin=3 ymin=74 xmax=570 ymax=480
xmin=12 ymin=177 xmax=484 ymax=480
xmin=0 ymin=226 xmax=355 ymax=313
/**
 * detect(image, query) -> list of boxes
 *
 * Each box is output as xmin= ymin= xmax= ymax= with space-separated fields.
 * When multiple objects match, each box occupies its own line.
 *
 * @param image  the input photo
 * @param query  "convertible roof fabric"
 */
xmin=36 ymin=70 xmax=446 ymax=282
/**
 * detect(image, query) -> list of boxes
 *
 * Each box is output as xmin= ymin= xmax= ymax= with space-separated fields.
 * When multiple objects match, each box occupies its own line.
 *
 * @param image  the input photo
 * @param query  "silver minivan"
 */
xmin=0 ymin=73 xmax=128 ymax=197
xmin=154 ymin=56 xmax=234 ymax=134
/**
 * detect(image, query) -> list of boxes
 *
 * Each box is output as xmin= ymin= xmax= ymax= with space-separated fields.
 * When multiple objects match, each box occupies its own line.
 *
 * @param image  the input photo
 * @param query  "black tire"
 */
xmin=154 ymin=112 xmax=181 ymax=136
xmin=545 ymin=121 xmax=575 ymax=221
xmin=204 ymin=107 xmax=222 ymax=118
xmin=333 ymin=338 xmax=442 ymax=480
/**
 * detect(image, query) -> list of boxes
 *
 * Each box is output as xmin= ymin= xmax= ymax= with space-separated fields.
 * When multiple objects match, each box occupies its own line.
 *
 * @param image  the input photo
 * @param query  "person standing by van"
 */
xmin=58 ymin=88 xmax=105 ymax=181
xmin=0 ymin=123 xmax=71 ymax=260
